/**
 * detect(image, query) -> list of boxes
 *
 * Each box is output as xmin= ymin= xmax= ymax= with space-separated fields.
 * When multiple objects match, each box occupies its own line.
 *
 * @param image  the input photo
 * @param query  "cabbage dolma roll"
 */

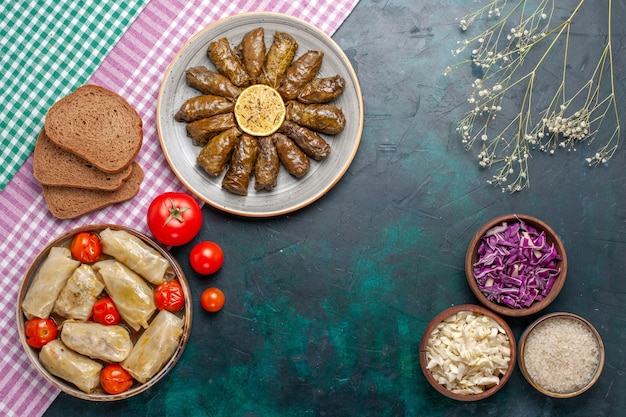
xmin=285 ymin=101 xmax=346 ymax=135
xmin=100 ymin=228 xmax=169 ymax=286
xmin=22 ymin=247 xmax=80 ymax=320
xmin=208 ymin=37 xmax=250 ymax=87
xmin=259 ymin=31 xmax=298 ymax=88
xmin=279 ymin=120 xmax=330 ymax=160
xmin=236 ymin=27 xmax=266 ymax=83
xmin=93 ymin=259 xmax=156 ymax=331
xmin=222 ymin=133 xmax=259 ymax=196
xmin=39 ymin=340 xmax=102 ymax=394
xmin=174 ymin=95 xmax=235 ymax=123
xmin=54 ymin=264 xmax=104 ymax=321
xmin=61 ymin=321 xmax=132 ymax=363
xmin=186 ymin=113 xmax=238 ymax=146
xmin=277 ymin=51 xmax=324 ymax=101
xmin=254 ymin=136 xmax=280 ymax=191
xmin=121 ymin=310 xmax=184 ymax=383
xmin=273 ymin=132 xmax=310 ymax=178
xmin=185 ymin=66 xmax=241 ymax=98
xmin=297 ymin=75 xmax=346 ymax=104
xmin=197 ymin=127 xmax=241 ymax=176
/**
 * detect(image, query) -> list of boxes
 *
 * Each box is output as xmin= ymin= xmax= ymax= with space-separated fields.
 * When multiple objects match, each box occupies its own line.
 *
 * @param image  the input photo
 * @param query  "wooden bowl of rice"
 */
xmin=419 ymin=304 xmax=516 ymax=401
xmin=465 ymin=214 xmax=567 ymax=317
xmin=518 ymin=312 xmax=605 ymax=398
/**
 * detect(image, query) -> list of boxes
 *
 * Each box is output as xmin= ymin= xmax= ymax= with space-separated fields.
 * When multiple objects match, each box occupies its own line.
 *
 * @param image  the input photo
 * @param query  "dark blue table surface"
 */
xmin=45 ymin=1 xmax=626 ymax=416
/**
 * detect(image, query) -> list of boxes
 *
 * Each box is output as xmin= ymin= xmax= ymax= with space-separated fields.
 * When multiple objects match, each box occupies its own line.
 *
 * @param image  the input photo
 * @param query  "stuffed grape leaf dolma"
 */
xmin=100 ymin=228 xmax=170 ymax=286
xmin=60 ymin=321 xmax=133 ymax=363
xmin=22 ymin=247 xmax=80 ymax=320
xmin=277 ymin=50 xmax=324 ymax=101
xmin=254 ymin=135 xmax=280 ymax=191
xmin=121 ymin=309 xmax=184 ymax=384
xmin=197 ymin=126 xmax=241 ymax=176
xmin=273 ymin=132 xmax=310 ymax=178
xmin=93 ymin=259 xmax=156 ymax=332
xmin=236 ymin=27 xmax=266 ymax=84
xmin=297 ymin=75 xmax=346 ymax=104
xmin=259 ymin=31 xmax=298 ymax=88
xmin=185 ymin=66 xmax=241 ymax=99
xmin=208 ymin=37 xmax=250 ymax=87
xmin=39 ymin=339 xmax=103 ymax=394
xmin=174 ymin=94 xmax=235 ymax=123
xmin=279 ymin=120 xmax=330 ymax=160
xmin=54 ymin=264 xmax=104 ymax=321
xmin=222 ymin=133 xmax=259 ymax=196
xmin=186 ymin=113 xmax=238 ymax=146
xmin=285 ymin=101 xmax=346 ymax=135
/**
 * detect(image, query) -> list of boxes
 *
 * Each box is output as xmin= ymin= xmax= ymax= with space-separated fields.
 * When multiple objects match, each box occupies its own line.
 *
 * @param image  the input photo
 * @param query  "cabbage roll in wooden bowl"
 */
xmin=16 ymin=224 xmax=192 ymax=401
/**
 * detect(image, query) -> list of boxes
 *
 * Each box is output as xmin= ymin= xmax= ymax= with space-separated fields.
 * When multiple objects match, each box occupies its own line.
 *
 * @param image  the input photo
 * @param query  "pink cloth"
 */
xmin=0 ymin=0 xmax=358 ymax=415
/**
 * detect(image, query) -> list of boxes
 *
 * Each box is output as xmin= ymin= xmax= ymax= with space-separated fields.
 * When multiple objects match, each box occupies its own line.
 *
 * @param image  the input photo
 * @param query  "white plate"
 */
xmin=157 ymin=12 xmax=363 ymax=217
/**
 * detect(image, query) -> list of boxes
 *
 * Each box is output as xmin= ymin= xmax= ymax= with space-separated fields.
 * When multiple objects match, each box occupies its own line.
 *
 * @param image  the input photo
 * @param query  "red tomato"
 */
xmin=190 ymin=241 xmax=224 ymax=275
xmin=100 ymin=364 xmax=133 ymax=394
xmin=24 ymin=318 xmax=57 ymax=348
xmin=147 ymin=192 xmax=202 ymax=246
xmin=154 ymin=279 xmax=185 ymax=312
xmin=200 ymin=287 xmax=225 ymax=312
xmin=70 ymin=232 xmax=102 ymax=263
xmin=91 ymin=297 xmax=121 ymax=325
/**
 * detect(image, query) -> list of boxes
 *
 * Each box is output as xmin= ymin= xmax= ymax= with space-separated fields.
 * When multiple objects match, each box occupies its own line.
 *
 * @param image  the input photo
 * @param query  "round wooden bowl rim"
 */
xmin=465 ymin=214 xmax=568 ymax=317
xmin=517 ymin=312 xmax=605 ymax=398
xmin=418 ymin=304 xmax=517 ymax=401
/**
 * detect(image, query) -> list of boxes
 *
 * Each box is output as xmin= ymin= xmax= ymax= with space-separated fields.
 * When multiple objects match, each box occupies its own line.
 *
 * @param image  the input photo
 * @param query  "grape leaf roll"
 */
xmin=222 ymin=133 xmax=259 ymax=196
xmin=185 ymin=66 xmax=241 ymax=99
xmin=273 ymin=132 xmax=310 ymax=178
xmin=197 ymin=127 xmax=241 ymax=176
xmin=254 ymin=136 xmax=280 ymax=191
xmin=208 ymin=37 xmax=250 ymax=87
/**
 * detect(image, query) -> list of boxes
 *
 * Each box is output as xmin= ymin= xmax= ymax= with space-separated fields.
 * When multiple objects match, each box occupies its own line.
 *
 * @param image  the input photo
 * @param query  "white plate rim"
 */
xmin=156 ymin=11 xmax=363 ymax=217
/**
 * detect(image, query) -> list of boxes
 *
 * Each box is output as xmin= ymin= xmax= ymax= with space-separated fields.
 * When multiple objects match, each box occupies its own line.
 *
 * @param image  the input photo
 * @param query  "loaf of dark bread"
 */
xmin=41 ymin=163 xmax=144 ymax=219
xmin=33 ymin=130 xmax=133 ymax=190
xmin=44 ymin=84 xmax=143 ymax=173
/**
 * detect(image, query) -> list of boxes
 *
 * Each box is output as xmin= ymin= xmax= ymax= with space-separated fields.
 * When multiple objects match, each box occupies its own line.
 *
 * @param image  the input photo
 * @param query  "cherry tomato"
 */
xmin=154 ymin=279 xmax=185 ymax=312
xmin=91 ymin=297 xmax=121 ymax=325
xmin=70 ymin=232 xmax=102 ymax=263
xmin=100 ymin=364 xmax=133 ymax=394
xmin=200 ymin=287 xmax=225 ymax=312
xmin=24 ymin=318 xmax=57 ymax=348
xmin=190 ymin=241 xmax=224 ymax=275
xmin=147 ymin=192 xmax=202 ymax=246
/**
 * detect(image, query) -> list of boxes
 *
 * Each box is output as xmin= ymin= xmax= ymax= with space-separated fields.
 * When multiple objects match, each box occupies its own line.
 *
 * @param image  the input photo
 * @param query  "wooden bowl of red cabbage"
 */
xmin=465 ymin=214 xmax=567 ymax=317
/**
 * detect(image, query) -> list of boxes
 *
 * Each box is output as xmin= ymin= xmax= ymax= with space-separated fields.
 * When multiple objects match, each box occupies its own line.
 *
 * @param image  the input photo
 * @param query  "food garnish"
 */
xmin=234 ymin=84 xmax=286 ymax=136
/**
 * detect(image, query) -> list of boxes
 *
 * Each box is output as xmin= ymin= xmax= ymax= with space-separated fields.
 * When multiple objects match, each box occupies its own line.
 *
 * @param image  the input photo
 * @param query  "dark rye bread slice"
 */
xmin=42 ymin=162 xmax=144 ymax=219
xmin=33 ymin=130 xmax=133 ymax=190
xmin=44 ymin=84 xmax=143 ymax=174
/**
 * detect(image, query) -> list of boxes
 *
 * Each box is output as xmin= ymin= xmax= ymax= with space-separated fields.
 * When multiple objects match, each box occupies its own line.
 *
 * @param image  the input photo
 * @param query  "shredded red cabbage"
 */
xmin=473 ymin=219 xmax=561 ymax=308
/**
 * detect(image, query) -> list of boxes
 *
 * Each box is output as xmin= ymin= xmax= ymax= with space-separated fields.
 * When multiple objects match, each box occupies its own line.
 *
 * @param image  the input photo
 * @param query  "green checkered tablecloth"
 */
xmin=0 ymin=0 xmax=149 ymax=191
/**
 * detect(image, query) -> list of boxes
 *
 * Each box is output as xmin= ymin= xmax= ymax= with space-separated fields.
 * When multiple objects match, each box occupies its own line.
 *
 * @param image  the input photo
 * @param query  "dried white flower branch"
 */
xmin=446 ymin=0 xmax=621 ymax=192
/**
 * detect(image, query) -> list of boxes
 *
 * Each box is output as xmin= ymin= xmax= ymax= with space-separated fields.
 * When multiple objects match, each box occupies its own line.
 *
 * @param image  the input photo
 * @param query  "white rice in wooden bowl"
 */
xmin=520 ymin=313 xmax=604 ymax=397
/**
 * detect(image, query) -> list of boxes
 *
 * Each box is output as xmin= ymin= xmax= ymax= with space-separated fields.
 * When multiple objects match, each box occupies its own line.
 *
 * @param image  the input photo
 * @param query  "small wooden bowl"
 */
xmin=419 ymin=304 xmax=517 ymax=401
xmin=518 ymin=312 xmax=605 ymax=398
xmin=16 ymin=224 xmax=192 ymax=401
xmin=465 ymin=214 xmax=567 ymax=317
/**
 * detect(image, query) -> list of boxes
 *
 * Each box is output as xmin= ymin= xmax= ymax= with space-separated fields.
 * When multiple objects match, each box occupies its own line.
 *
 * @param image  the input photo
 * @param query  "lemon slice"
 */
xmin=234 ymin=84 xmax=286 ymax=136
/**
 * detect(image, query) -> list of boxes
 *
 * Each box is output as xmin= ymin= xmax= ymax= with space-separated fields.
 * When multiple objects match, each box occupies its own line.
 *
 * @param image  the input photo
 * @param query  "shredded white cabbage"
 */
xmin=425 ymin=310 xmax=511 ymax=394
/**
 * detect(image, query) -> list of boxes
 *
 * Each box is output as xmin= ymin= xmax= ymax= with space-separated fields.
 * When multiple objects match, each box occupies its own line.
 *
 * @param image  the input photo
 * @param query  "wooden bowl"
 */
xmin=419 ymin=304 xmax=517 ymax=401
xmin=16 ymin=224 xmax=192 ymax=401
xmin=465 ymin=214 xmax=567 ymax=317
xmin=518 ymin=312 xmax=605 ymax=398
